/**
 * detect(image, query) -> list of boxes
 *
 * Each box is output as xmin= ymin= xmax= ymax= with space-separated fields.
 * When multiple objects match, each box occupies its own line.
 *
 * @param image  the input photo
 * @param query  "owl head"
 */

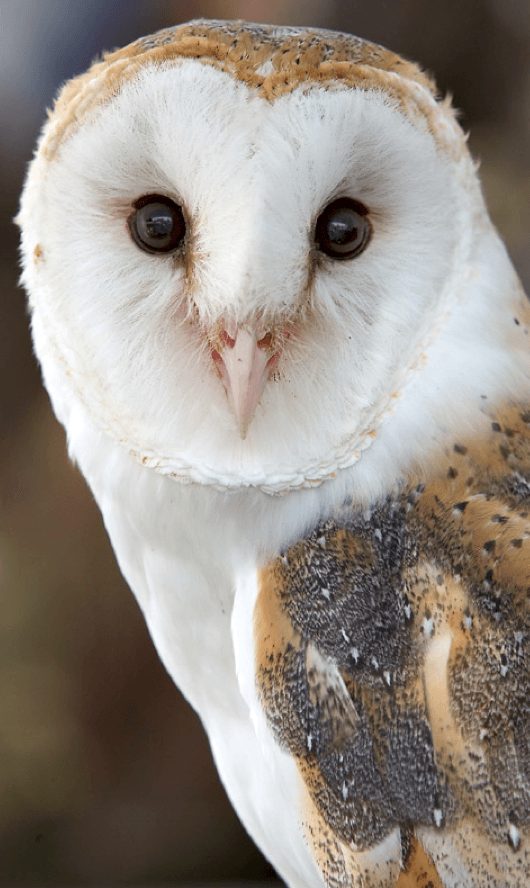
xmin=18 ymin=20 xmax=518 ymax=494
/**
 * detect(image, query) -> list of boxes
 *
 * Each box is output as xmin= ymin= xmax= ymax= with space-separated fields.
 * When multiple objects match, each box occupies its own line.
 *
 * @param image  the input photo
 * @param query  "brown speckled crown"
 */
xmin=41 ymin=19 xmax=437 ymax=160
xmin=131 ymin=19 xmax=435 ymax=93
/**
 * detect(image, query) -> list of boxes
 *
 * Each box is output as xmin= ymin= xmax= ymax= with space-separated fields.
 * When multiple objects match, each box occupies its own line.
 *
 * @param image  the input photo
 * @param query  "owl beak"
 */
xmin=211 ymin=325 xmax=279 ymax=438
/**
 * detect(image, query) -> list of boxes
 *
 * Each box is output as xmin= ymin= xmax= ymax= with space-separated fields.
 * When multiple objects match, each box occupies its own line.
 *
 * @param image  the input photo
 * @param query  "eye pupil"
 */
xmin=315 ymin=198 xmax=372 ymax=260
xmin=327 ymin=211 xmax=359 ymax=246
xmin=129 ymin=195 xmax=185 ymax=254
xmin=144 ymin=208 xmax=174 ymax=239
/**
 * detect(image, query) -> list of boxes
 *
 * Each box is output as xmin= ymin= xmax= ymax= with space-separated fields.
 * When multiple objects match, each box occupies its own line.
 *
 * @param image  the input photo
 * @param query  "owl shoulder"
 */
xmin=252 ymin=402 xmax=530 ymax=885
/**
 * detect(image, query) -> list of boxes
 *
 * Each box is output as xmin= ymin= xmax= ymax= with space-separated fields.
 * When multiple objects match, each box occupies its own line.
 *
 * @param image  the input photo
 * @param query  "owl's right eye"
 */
xmin=128 ymin=195 xmax=186 ymax=254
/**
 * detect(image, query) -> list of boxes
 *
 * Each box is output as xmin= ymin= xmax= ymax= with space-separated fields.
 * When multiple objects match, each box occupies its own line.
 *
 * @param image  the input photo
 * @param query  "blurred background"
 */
xmin=0 ymin=0 xmax=529 ymax=884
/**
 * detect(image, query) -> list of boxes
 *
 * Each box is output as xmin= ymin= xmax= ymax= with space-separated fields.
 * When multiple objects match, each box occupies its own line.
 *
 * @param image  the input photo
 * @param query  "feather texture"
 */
xmin=17 ymin=18 xmax=530 ymax=887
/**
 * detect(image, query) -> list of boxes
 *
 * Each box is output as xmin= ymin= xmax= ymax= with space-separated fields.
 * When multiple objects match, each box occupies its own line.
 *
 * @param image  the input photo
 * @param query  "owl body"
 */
xmin=18 ymin=19 xmax=530 ymax=888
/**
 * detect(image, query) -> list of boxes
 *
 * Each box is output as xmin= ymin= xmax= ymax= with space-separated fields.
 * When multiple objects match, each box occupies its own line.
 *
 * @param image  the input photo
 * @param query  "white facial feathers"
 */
xmin=18 ymin=25 xmax=514 ymax=494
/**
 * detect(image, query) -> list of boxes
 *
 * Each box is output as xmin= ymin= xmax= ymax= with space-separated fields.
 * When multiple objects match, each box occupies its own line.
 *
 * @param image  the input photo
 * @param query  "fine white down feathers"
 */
xmin=18 ymin=18 xmax=530 ymax=888
xmin=19 ymin=19 xmax=524 ymax=495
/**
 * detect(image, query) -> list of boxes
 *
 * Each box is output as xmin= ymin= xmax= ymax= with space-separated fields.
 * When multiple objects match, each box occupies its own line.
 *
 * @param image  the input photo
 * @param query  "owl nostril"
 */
xmin=220 ymin=330 xmax=236 ymax=349
xmin=257 ymin=331 xmax=273 ymax=350
xmin=218 ymin=328 xmax=274 ymax=351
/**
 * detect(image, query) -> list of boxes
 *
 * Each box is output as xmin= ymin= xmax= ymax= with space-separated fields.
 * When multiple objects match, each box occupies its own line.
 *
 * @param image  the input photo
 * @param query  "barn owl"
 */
xmin=17 ymin=17 xmax=530 ymax=888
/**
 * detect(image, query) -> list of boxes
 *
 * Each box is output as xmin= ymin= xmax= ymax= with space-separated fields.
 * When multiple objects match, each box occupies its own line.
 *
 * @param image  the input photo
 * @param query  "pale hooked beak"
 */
xmin=210 ymin=324 xmax=280 ymax=438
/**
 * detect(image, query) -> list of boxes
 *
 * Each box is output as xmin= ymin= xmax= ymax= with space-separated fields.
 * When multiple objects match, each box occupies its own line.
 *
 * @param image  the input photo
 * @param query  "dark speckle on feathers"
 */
xmin=275 ymin=509 xmax=415 ymax=680
xmin=256 ymin=404 xmax=530 ymax=863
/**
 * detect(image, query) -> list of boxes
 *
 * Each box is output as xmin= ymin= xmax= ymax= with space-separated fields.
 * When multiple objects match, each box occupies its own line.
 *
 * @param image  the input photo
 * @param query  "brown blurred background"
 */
xmin=0 ymin=0 xmax=529 ymax=884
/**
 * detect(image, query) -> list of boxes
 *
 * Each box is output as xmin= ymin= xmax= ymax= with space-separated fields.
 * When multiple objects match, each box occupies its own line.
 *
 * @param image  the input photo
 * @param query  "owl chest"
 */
xmin=79 ymin=424 xmax=328 ymax=718
xmin=104 ymin=487 xmax=250 ymax=713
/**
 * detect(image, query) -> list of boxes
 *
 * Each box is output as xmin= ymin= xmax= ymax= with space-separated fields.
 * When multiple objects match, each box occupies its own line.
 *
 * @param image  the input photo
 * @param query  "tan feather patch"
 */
xmin=255 ymin=403 xmax=530 ymax=886
xmin=39 ymin=19 xmax=456 ymax=162
xmin=396 ymin=833 xmax=443 ymax=887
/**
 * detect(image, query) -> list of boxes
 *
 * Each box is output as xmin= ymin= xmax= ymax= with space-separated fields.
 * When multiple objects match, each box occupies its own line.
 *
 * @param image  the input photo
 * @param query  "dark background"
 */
xmin=1 ymin=0 xmax=529 ymax=883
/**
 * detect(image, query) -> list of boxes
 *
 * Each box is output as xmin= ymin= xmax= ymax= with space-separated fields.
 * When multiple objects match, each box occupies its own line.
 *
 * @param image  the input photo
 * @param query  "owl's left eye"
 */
xmin=128 ymin=194 xmax=186 ymax=254
xmin=315 ymin=197 xmax=372 ymax=260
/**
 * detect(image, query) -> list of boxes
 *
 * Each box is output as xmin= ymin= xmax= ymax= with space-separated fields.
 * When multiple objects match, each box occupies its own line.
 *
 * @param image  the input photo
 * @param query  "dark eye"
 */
xmin=128 ymin=194 xmax=186 ymax=254
xmin=315 ymin=197 xmax=372 ymax=260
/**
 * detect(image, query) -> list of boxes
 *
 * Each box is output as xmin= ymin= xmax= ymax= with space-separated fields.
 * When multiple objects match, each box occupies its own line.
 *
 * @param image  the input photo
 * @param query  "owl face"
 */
xmin=19 ymin=21 xmax=485 ymax=492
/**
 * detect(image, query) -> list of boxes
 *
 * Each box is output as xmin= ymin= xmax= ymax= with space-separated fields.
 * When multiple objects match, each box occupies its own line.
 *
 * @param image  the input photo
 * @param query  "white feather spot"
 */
xmin=433 ymin=808 xmax=443 ymax=828
xmin=342 ymin=781 xmax=348 ymax=801
xmin=404 ymin=604 xmax=412 ymax=620
xmin=463 ymin=613 xmax=473 ymax=629
xmin=500 ymin=662 xmax=509 ymax=677
xmin=307 ymin=733 xmax=313 ymax=751
xmin=322 ymin=587 xmax=331 ymax=600
xmin=374 ymin=528 xmax=382 ymax=542
xmin=383 ymin=671 xmax=391 ymax=686
xmin=317 ymin=536 xmax=326 ymax=548
xmin=351 ymin=647 xmax=360 ymax=663
xmin=341 ymin=628 xmax=350 ymax=643
xmin=509 ymin=822 xmax=520 ymax=851
xmin=371 ymin=656 xmax=379 ymax=670
xmin=255 ymin=58 xmax=275 ymax=76
xmin=423 ymin=616 xmax=434 ymax=637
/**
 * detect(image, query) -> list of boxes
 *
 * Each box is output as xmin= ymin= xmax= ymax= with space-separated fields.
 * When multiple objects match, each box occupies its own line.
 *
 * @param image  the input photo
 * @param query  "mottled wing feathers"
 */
xmin=254 ymin=405 xmax=530 ymax=887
